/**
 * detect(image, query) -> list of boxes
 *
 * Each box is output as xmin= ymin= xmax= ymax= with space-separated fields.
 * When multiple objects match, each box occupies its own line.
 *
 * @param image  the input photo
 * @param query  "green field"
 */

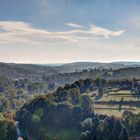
xmin=90 ymin=90 xmax=140 ymax=117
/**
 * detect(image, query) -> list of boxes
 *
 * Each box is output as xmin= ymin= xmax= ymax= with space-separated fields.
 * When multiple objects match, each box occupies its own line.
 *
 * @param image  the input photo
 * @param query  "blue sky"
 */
xmin=0 ymin=0 xmax=140 ymax=63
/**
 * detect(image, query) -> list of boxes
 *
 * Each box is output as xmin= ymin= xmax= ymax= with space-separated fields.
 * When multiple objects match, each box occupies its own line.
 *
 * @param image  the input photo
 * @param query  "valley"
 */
xmin=0 ymin=62 xmax=140 ymax=140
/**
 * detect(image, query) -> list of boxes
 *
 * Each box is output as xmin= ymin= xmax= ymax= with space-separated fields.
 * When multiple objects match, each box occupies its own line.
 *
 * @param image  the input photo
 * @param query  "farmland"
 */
xmin=92 ymin=89 xmax=140 ymax=117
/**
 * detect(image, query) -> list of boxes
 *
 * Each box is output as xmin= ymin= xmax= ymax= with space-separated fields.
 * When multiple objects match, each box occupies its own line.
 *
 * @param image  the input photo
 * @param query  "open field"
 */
xmin=91 ymin=90 xmax=140 ymax=117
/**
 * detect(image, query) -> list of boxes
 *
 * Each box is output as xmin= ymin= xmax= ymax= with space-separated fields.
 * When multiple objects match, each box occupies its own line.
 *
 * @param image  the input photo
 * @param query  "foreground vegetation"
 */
xmin=15 ymin=78 xmax=140 ymax=140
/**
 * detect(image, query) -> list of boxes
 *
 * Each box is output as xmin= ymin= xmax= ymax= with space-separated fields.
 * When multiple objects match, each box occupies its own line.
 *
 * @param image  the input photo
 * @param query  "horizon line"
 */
xmin=0 ymin=60 xmax=140 ymax=65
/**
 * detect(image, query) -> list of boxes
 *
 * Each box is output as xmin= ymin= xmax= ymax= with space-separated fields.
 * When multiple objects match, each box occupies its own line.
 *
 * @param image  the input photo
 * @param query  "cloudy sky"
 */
xmin=0 ymin=0 xmax=140 ymax=63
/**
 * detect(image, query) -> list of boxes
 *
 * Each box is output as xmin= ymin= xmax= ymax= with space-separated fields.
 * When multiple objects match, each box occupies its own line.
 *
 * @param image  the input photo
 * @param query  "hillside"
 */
xmin=60 ymin=62 xmax=123 ymax=72
xmin=0 ymin=62 xmax=140 ymax=80
xmin=54 ymin=62 xmax=140 ymax=73
xmin=0 ymin=62 xmax=140 ymax=92
xmin=16 ymin=78 xmax=140 ymax=140
xmin=0 ymin=62 xmax=58 ymax=80
xmin=44 ymin=67 xmax=140 ymax=86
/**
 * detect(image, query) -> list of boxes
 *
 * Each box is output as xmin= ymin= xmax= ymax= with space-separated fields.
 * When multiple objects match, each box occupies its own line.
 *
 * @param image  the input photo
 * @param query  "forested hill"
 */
xmin=0 ymin=62 xmax=140 ymax=80
xmin=48 ymin=62 xmax=140 ymax=73
xmin=0 ymin=62 xmax=58 ymax=80
xmin=57 ymin=62 xmax=128 ymax=73
xmin=44 ymin=67 xmax=140 ymax=86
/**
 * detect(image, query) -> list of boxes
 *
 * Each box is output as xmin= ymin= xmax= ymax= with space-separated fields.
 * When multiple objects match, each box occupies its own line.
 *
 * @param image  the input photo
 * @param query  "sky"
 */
xmin=0 ymin=0 xmax=140 ymax=64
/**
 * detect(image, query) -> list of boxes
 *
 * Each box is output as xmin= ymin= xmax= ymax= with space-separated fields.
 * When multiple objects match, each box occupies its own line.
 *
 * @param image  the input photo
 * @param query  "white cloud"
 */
xmin=0 ymin=21 xmax=125 ymax=46
xmin=90 ymin=25 xmax=125 ymax=38
xmin=66 ymin=23 xmax=83 ymax=28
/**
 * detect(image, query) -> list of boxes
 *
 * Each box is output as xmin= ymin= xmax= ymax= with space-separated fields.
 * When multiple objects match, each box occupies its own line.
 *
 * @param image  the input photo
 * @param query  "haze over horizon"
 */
xmin=0 ymin=0 xmax=140 ymax=63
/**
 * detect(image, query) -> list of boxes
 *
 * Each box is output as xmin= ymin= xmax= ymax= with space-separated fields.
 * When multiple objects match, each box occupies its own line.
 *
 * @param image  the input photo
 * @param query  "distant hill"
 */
xmin=113 ymin=61 xmax=140 ymax=66
xmin=54 ymin=61 xmax=140 ymax=73
xmin=0 ymin=62 xmax=59 ymax=80
xmin=0 ymin=61 xmax=140 ymax=81
xmin=58 ymin=62 xmax=125 ymax=73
